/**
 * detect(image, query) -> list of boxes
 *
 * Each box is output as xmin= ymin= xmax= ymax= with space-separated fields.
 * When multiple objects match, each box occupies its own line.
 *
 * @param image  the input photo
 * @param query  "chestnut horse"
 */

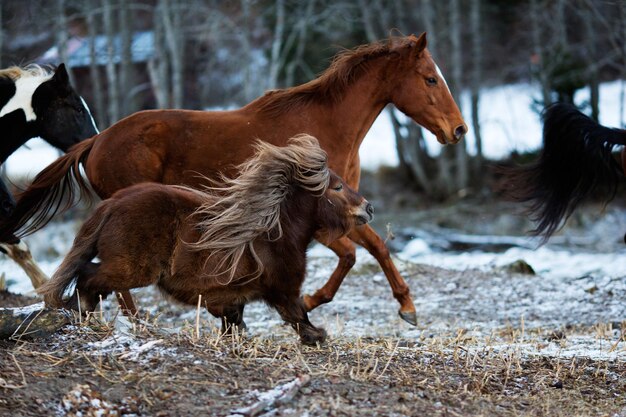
xmin=38 ymin=135 xmax=372 ymax=345
xmin=5 ymin=33 xmax=466 ymax=325
xmin=500 ymin=103 xmax=625 ymax=240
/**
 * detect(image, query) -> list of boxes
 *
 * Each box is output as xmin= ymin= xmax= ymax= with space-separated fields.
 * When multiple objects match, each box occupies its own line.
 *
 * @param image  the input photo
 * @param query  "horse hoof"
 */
xmin=300 ymin=327 xmax=327 ymax=346
xmin=399 ymin=310 xmax=418 ymax=326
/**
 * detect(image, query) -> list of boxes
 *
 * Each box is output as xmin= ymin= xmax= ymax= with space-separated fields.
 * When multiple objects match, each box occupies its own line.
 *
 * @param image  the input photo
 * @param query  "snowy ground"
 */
xmin=3 ymin=209 xmax=625 ymax=365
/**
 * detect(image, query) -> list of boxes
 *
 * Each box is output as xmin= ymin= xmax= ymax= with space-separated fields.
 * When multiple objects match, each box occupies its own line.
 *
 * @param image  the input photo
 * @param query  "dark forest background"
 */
xmin=2 ymin=0 xmax=625 ymax=197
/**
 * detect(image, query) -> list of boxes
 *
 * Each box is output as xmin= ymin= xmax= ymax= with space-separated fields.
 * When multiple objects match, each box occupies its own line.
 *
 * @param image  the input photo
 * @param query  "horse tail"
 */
xmin=0 ymin=137 xmax=96 ymax=240
xmin=500 ymin=102 xmax=626 ymax=240
xmin=37 ymin=202 xmax=111 ymax=308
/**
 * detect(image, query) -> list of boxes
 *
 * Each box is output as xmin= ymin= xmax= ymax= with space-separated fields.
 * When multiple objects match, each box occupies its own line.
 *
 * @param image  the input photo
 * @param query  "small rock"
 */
xmin=501 ymin=259 xmax=535 ymax=275
xmin=550 ymin=380 xmax=563 ymax=389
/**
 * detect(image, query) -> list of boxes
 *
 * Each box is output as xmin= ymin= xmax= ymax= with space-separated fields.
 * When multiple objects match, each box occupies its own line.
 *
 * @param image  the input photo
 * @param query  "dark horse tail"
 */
xmin=501 ymin=102 xmax=626 ymax=240
xmin=0 ymin=138 xmax=96 ymax=240
xmin=37 ymin=202 xmax=110 ymax=308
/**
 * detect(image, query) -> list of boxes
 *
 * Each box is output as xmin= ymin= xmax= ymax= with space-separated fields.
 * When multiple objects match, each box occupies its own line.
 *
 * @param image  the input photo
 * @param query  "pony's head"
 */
xmin=387 ymin=33 xmax=467 ymax=145
xmin=30 ymin=64 xmax=98 ymax=150
xmin=314 ymin=170 xmax=373 ymax=245
xmin=187 ymin=134 xmax=371 ymax=282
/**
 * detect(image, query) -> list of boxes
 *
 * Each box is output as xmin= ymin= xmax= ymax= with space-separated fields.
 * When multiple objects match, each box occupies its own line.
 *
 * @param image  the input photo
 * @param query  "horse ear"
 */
xmin=414 ymin=33 xmax=428 ymax=55
xmin=53 ymin=63 xmax=70 ymax=86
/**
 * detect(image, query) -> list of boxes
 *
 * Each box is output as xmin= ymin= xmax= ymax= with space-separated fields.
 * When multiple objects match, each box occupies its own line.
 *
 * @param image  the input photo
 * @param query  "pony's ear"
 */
xmin=53 ymin=63 xmax=70 ymax=86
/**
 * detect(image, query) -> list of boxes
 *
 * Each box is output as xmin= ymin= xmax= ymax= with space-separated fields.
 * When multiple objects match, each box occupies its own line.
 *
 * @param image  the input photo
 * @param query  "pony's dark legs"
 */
xmin=70 ymin=262 xmax=106 ymax=311
xmin=269 ymin=293 xmax=326 ymax=345
xmin=73 ymin=262 xmax=155 ymax=313
xmin=222 ymin=304 xmax=246 ymax=334
xmin=304 ymin=225 xmax=417 ymax=325
xmin=209 ymin=303 xmax=247 ymax=335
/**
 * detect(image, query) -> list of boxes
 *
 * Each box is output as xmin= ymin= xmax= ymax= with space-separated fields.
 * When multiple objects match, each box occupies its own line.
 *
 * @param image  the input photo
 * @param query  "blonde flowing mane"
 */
xmin=0 ymin=64 xmax=52 ymax=81
xmin=255 ymin=36 xmax=416 ymax=116
xmin=183 ymin=134 xmax=330 ymax=284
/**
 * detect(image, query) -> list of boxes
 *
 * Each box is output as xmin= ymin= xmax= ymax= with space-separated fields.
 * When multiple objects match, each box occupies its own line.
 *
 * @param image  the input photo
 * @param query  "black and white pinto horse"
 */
xmin=0 ymin=63 xmax=98 ymax=289
xmin=501 ymin=103 xmax=626 ymax=241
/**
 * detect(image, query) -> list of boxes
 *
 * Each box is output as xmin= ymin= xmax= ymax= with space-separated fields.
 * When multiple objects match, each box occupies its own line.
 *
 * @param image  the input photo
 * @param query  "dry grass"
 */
xmin=0 ymin=309 xmax=625 ymax=417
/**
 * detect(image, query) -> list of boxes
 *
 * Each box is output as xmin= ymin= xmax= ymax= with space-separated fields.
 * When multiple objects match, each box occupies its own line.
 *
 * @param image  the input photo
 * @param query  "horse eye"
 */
xmin=333 ymin=184 xmax=343 ymax=191
xmin=426 ymin=77 xmax=438 ymax=86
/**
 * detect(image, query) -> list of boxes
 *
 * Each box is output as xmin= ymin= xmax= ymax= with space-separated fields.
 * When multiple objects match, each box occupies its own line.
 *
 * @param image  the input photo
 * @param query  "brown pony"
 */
xmin=6 ymin=33 xmax=466 ymax=325
xmin=37 ymin=135 xmax=372 ymax=345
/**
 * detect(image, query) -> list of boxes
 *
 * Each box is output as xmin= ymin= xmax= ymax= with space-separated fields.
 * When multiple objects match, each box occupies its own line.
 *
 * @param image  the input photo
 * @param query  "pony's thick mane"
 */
xmin=182 ymin=134 xmax=330 ymax=284
xmin=0 ymin=64 xmax=52 ymax=81
xmin=255 ymin=36 xmax=415 ymax=116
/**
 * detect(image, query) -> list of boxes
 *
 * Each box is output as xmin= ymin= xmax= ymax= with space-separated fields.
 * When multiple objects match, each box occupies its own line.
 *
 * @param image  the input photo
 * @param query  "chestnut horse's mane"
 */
xmin=256 ymin=36 xmax=414 ymax=116
xmin=0 ymin=64 xmax=52 ymax=81
xmin=180 ymin=134 xmax=330 ymax=284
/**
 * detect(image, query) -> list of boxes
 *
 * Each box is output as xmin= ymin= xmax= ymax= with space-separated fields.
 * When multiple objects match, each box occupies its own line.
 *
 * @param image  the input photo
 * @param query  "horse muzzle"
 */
xmin=355 ymin=201 xmax=374 ymax=225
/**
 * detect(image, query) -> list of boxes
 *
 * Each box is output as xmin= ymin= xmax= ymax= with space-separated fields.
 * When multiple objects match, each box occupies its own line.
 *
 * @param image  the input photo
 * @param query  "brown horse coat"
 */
xmin=8 ymin=33 xmax=466 ymax=324
xmin=38 ymin=136 xmax=372 ymax=345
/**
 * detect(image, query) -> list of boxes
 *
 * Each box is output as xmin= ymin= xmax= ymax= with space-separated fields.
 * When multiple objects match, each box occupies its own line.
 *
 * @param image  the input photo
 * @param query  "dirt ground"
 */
xmin=1 ymin=255 xmax=625 ymax=417
xmin=1 ymin=191 xmax=625 ymax=416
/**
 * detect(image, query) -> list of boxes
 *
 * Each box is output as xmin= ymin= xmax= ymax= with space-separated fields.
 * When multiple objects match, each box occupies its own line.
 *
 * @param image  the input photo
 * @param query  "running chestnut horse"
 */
xmin=4 ymin=33 xmax=466 ymax=325
xmin=0 ymin=64 xmax=98 ymax=289
xmin=38 ymin=135 xmax=372 ymax=345
xmin=500 ymin=103 xmax=625 ymax=240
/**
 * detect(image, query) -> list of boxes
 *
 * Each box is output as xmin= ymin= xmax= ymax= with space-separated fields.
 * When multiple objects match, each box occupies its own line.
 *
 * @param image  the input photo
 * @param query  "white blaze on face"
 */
xmin=0 ymin=74 xmax=52 ymax=121
xmin=80 ymin=96 xmax=100 ymax=133
xmin=435 ymin=64 xmax=451 ymax=93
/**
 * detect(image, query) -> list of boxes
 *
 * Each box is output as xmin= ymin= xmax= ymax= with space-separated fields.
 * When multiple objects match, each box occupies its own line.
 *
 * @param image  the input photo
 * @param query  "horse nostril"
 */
xmin=454 ymin=124 xmax=467 ymax=140
xmin=366 ymin=203 xmax=374 ymax=216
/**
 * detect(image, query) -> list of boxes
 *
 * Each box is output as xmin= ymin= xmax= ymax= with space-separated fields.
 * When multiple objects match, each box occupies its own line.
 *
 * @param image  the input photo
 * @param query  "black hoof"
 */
xmin=300 ymin=327 xmax=327 ymax=346
xmin=399 ymin=310 xmax=418 ymax=326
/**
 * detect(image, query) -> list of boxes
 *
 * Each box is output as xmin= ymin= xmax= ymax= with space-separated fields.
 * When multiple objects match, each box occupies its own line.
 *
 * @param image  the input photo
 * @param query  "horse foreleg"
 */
xmin=270 ymin=295 xmax=326 ymax=346
xmin=349 ymin=224 xmax=417 ymax=325
xmin=302 ymin=237 xmax=355 ymax=311
xmin=0 ymin=241 xmax=48 ymax=290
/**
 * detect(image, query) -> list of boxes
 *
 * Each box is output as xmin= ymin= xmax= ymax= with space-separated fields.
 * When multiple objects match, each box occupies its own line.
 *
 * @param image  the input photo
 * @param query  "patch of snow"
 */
xmin=2 ymin=301 xmax=45 ymax=316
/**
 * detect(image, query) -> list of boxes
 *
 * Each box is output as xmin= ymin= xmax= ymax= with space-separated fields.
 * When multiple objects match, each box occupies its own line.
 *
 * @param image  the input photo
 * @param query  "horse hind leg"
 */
xmin=63 ymin=262 xmax=104 ymax=312
xmin=74 ymin=262 xmax=142 ymax=313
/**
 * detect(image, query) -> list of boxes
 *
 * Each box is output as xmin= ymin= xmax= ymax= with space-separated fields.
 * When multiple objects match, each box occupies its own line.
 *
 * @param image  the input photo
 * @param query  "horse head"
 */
xmin=314 ymin=171 xmax=373 ymax=245
xmin=388 ymin=33 xmax=467 ymax=145
xmin=31 ymin=64 xmax=98 ymax=151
